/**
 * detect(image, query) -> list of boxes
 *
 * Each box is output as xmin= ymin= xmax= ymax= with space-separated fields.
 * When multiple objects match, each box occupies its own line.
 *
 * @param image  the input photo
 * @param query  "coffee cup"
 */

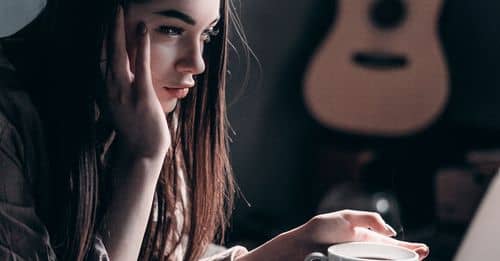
xmin=304 ymin=242 xmax=419 ymax=261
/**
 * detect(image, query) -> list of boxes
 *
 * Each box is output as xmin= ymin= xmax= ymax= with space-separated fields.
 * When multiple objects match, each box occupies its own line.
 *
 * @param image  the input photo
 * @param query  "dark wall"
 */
xmin=225 ymin=0 xmax=500 ymax=247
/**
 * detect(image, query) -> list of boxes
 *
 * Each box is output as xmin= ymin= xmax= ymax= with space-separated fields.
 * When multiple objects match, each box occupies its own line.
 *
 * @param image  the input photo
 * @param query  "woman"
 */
xmin=0 ymin=0 xmax=430 ymax=260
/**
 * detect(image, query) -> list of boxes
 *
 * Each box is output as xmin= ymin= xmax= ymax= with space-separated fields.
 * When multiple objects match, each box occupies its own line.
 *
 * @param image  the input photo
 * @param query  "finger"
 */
xmin=414 ymin=246 xmax=430 ymax=261
xmin=342 ymin=210 xmax=397 ymax=237
xmin=109 ymin=6 xmax=131 ymax=82
xmin=352 ymin=227 xmax=429 ymax=260
xmin=134 ymin=21 xmax=154 ymax=97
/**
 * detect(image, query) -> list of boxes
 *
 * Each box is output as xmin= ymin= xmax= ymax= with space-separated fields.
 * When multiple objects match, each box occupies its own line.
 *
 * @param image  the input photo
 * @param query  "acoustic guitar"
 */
xmin=304 ymin=0 xmax=449 ymax=136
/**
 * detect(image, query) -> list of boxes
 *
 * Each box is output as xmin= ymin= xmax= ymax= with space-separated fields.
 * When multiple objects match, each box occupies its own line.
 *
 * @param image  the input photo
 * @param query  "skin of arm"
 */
xmin=234 ymin=225 xmax=307 ymax=261
xmin=100 ymin=146 xmax=165 ymax=261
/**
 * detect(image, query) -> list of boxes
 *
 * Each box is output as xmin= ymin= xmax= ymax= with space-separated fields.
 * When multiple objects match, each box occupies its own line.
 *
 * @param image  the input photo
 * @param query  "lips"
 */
xmin=163 ymin=87 xmax=190 ymax=99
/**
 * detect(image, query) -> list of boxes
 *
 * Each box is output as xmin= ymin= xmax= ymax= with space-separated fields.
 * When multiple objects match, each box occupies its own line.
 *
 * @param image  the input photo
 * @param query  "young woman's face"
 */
xmin=125 ymin=0 xmax=221 ymax=112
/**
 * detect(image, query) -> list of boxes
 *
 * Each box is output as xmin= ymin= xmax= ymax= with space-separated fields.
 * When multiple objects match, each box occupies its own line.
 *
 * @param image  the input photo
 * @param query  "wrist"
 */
xmin=113 ymin=131 xmax=170 ymax=160
xmin=115 ymin=138 xmax=168 ymax=162
xmin=236 ymin=230 xmax=301 ymax=261
xmin=110 ymin=146 xmax=167 ymax=184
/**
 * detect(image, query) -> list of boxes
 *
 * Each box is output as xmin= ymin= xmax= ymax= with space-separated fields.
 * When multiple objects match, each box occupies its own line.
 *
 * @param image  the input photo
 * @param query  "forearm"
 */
xmin=236 ymin=225 xmax=311 ymax=261
xmin=100 ymin=152 xmax=164 ymax=261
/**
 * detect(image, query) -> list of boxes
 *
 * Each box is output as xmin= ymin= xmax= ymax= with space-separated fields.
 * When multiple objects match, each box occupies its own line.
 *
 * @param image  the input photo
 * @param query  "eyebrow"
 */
xmin=154 ymin=9 xmax=220 ymax=26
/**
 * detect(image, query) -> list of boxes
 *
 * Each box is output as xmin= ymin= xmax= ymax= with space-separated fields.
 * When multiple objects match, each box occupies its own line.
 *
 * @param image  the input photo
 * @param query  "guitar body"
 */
xmin=304 ymin=0 xmax=448 ymax=136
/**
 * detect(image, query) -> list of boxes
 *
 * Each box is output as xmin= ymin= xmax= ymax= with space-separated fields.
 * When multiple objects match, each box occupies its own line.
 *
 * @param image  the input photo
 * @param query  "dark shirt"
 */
xmin=0 ymin=64 xmax=109 ymax=260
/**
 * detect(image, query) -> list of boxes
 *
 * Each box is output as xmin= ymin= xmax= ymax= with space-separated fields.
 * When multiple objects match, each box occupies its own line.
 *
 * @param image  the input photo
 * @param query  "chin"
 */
xmin=161 ymin=100 xmax=178 ymax=113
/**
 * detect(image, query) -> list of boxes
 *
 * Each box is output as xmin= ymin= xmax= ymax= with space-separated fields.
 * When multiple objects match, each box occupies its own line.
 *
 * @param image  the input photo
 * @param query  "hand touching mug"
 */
xmin=236 ymin=210 xmax=429 ymax=261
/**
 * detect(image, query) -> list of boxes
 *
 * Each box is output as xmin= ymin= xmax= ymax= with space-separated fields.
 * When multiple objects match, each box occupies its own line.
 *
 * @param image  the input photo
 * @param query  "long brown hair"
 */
xmin=7 ymin=0 xmax=247 ymax=260
xmin=138 ymin=0 xmax=237 ymax=259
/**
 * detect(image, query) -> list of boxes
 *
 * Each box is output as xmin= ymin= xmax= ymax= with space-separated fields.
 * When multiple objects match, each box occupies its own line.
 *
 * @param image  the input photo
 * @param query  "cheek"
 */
xmin=149 ymin=43 xmax=177 ymax=83
xmin=149 ymin=43 xmax=180 ymax=113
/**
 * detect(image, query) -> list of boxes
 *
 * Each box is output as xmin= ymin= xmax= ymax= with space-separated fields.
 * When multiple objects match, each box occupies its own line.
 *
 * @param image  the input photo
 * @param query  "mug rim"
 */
xmin=327 ymin=242 xmax=419 ymax=261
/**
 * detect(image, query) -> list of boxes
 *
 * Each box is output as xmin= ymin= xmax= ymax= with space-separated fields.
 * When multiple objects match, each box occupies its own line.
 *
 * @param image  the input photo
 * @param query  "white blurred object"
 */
xmin=454 ymin=170 xmax=500 ymax=261
xmin=375 ymin=197 xmax=390 ymax=214
xmin=0 ymin=0 xmax=47 ymax=37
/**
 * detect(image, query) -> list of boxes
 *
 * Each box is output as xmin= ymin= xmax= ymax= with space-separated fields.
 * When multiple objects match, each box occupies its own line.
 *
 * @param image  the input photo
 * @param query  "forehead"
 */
xmin=130 ymin=0 xmax=221 ymax=23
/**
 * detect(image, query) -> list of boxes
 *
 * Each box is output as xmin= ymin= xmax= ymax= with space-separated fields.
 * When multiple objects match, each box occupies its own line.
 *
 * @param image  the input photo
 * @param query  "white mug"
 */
xmin=304 ymin=242 xmax=419 ymax=261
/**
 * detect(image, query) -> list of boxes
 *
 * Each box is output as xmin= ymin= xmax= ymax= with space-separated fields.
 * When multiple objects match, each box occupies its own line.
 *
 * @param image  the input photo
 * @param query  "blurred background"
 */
xmin=224 ymin=1 xmax=500 ymax=260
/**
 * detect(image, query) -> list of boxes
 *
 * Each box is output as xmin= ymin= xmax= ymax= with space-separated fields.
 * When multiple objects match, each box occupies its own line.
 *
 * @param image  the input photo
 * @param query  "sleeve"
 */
xmin=0 ymin=121 xmax=57 ymax=260
xmin=0 ymin=118 xmax=111 ymax=261
xmin=199 ymin=244 xmax=248 ymax=261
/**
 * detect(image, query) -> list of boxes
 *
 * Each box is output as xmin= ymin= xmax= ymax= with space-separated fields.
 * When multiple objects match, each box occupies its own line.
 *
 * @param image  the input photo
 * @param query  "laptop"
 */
xmin=453 ymin=170 xmax=500 ymax=260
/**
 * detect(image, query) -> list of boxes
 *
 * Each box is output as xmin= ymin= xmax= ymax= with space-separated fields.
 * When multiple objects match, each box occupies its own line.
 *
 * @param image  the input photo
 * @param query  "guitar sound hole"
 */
xmin=370 ymin=0 xmax=407 ymax=29
xmin=352 ymin=52 xmax=408 ymax=70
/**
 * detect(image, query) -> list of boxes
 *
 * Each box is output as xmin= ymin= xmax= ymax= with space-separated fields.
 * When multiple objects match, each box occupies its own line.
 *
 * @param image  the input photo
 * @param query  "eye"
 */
xmin=157 ymin=25 xmax=184 ymax=37
xmin=201 ymin=27 xmax=220 ymax=43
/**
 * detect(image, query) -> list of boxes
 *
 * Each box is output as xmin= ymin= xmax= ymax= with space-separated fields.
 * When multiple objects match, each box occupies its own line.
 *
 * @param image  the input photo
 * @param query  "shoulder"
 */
xmin=0 ymin=67 xmax=45 ymax=206
xmin=0 ymin=67 xmax=30 ymax=157
xmin=0 ymin=66 xmax=41 ymax=156
xmin=0 ymin=67 xmax=40 ymax=129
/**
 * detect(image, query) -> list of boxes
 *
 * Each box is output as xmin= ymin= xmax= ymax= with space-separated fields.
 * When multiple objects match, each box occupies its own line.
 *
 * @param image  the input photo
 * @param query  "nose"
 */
xmin=175 ymin=41 xmax=206 ymax=75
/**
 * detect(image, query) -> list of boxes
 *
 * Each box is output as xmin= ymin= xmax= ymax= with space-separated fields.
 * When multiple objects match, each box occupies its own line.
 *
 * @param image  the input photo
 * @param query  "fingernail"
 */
xmin=415 ymin=246 xmax=429 ymax=258
xmin=137 ymin=22 xmax=147 ymax=35
xmin=385 ymin=224 xmax=397 ymax=236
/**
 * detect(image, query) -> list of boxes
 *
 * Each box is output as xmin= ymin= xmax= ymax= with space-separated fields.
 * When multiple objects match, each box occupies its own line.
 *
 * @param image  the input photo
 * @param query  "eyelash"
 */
xmin=157 ymin=26 xmax=220 ymax=43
